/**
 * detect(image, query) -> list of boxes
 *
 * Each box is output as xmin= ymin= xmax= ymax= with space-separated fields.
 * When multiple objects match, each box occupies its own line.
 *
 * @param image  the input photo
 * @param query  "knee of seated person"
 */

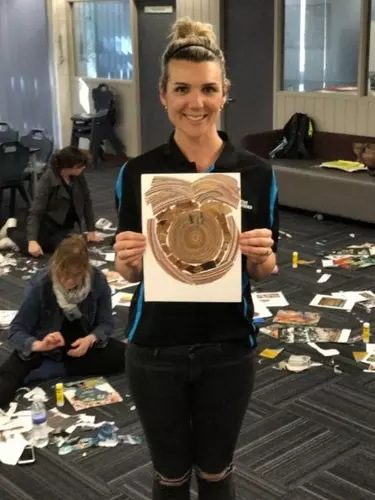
xmin=155 ymin=469 xmax=191 ymax=487
xmin=195 ymin=464 xmax=234 ymax=482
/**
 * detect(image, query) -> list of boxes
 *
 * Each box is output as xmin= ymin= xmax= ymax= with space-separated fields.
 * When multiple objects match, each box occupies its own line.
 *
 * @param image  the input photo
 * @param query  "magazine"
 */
xmin=261 ymin=325 xmax=351 ymax=343
xmin=273 ymin=309 xmax=320 ymax=325
xmin=319 ymin=160 xmax=366 ymax=172
xmin=64 ymin=377 xmax=123 ymax=411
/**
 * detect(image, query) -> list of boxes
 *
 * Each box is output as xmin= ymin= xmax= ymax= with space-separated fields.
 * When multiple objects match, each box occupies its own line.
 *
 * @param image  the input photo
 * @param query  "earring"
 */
xmin=164 ymin=106 xmax=168 ymax=111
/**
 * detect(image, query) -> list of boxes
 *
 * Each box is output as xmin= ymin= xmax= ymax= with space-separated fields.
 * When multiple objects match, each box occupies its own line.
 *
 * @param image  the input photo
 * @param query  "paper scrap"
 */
xmin=259 ymin=348 xmax=284 ymax=359
xmin=308 ymin=343 xmax=339 ymax=357
xmin=353 ymin=352 xmax=367 ymax=362
xmin=252 ymin=291 xmax=288 ymax=308
xmin=317 ymin=273 xmax=331 ymax=283
xmin=310 ymin=294 xmax=354 ymax=312
xmin=0 ymin=433 xmax=28 ymax=465
xmin=104 ymin=253 xmax=115 ymax=262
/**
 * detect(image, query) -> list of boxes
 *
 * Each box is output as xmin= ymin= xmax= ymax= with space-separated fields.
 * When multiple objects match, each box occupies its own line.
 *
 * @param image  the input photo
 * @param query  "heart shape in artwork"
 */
xmin=145 ymin=173 xmax=240 ymax=285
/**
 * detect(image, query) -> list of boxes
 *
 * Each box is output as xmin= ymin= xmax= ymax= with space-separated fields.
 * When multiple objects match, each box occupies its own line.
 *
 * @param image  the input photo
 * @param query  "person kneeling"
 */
xmin=0 ymin=234 xmax=125 ymax=408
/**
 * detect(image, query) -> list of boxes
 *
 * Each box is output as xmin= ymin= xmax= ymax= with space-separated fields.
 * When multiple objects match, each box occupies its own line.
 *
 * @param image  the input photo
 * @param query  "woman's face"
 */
xmin=61 ymin=164 xmax=85 ymax=178
xmin=160 ymin=60 xmax=226 ymax=139
xmin=58 ymin=266 xmax=84 ymax=290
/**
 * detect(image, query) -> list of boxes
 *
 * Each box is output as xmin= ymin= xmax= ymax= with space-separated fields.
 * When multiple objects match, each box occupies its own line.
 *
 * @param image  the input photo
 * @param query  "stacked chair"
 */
xmin=70 ymin=83 xmax=127 ymax=168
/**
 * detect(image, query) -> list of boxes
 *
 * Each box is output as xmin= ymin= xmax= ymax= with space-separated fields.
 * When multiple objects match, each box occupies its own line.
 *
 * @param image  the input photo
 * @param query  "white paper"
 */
xmin=142 ymin=173 xmax=242 ymax=302
xmin=361 ymin=351 xmax=375 ymax=365
xmin=322 ymin=259 xmax=334 ymax=268
xmin=310 ymin=294 xmax=355 ymax=311
xmin=0 ymin=310 xmax=17 ymax=328
xmin=308 ymin=342 xmax=340 ymax=357
xmin=317 ymin=273 xmax=331 ymax=283
xmin=252 ymin=291 xmax=289 ymax=308
xmin=332 ymin=291 xmax=375 ymax=303
xmin=112 ymin=292 xmax=133 ymax=308
xmin=104 ymin=253 xmax=115 ymax=262
xmin=252 ymin=297 xmax=273 ymax=319
xmin=0 ymin=433 xmax=28 ymax=465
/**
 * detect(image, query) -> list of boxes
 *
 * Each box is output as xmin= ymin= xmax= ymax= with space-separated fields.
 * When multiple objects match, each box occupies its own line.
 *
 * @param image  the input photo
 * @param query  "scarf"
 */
xmin=52 ymin=271 xmax=92 ymax=321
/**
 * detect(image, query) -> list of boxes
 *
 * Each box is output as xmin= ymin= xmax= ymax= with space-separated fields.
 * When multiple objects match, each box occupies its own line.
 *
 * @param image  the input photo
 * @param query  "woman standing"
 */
xmin=114 ymin=18 xmax=279 ymax=500
xmin=0 ymin=146 xmax=102 ymax=256
xmin=0 ymin=234 xmax=125 ymax=408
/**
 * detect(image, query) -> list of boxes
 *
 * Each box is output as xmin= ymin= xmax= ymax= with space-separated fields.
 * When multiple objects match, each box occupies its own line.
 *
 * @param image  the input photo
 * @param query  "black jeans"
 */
xmin=126 ymin=342 xmax=255 ymax=500
xmin=0 ymin=338 xmax=126 ymax=408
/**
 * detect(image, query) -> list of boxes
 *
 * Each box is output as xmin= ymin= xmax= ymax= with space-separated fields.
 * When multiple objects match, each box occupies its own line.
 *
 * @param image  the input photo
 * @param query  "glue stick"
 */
xmin=55 ymin=382 xmax=64 ymax=407
xmin=292 ymin=251 xmax=298 ymax=268
xmin=362 ymin=322 xmax=370 ymax=343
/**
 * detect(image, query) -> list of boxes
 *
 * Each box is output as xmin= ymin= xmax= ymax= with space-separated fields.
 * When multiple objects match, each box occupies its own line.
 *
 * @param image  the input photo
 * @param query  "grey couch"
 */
xmin=242 ymin=131 xmax=375 ymax=224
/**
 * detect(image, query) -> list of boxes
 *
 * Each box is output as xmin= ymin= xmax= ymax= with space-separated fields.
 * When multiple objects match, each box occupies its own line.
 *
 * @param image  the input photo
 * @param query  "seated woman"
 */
xmin=0 ymin=146 xmax=102 ymax=257
xmin=0 ymin=234 xmax=126 ymax=408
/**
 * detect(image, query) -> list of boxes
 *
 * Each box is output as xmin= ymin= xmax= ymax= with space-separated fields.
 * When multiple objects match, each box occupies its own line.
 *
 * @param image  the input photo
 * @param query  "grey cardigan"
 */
xmin=27 ymin=168 xmax=95 ymax=241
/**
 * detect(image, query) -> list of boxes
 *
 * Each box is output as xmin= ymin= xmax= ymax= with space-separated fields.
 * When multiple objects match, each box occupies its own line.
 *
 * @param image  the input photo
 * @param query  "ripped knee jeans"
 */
xmin=126 ymin=341 xmax=255 ymax=500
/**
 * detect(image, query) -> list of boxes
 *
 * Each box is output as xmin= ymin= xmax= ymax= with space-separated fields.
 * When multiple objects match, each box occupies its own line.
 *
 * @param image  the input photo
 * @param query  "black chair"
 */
xmin=70 ymin=83 xmax=127 ymax=168
xmin=20 ymin=129 xmax=54 ymax=194
xmin=0 ymin=122 xmax=18 ymax=144
xmin=0 ymin=141 xmax=31 ymax=221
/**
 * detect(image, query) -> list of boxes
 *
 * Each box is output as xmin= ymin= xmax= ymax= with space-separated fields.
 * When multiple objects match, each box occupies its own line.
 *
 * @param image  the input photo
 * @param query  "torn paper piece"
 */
xmin=0 ymin=311 xmax=17 ymax=329
xmin=104 ymin=253 xmax=115 ymax=262
xmin=259 ymin=348 xmax=284 ymax=359
xmin=310 ymin=294 xmax=355 ymax=312
xmin=277 ymin=355 xmax=322 ymax=372
xmin=317 ymin=274 xmax=331 ymax=284
xmin=252 ymin=291 xmax=288 ymax=308
xmin=361 ymin=351 xmax=375 ymax=365
xmin=353 ymin=351 xmax=367 ymax=362
xmin=332 ymin=291 xmax=375 ymax=303
xmin=252 ymin=297 xmax=273 ymax=320
xmin=112 ymin=292 xmax=133 ymax=308
xmin=89 ymin=259 xmax=106 ymax=267
xmin=0 ymin=433 xmax=28 ymax=465
xmin=95 ymin=218 xmax=115 ymax=231
xmin=274 ymin=309 xmax=320 ymax=325
xmin=308 ymin=343 xmax=340 ymax=357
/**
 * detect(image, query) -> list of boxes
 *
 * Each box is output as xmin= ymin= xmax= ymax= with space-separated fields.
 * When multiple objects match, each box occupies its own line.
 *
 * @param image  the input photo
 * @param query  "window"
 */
xmin=283 ymin=0 xmax=361 ymax=93
xmin=72 ymin=0 xmax=133 ymax=80
xmin=368 ymin=2 xmax=375 ymax=94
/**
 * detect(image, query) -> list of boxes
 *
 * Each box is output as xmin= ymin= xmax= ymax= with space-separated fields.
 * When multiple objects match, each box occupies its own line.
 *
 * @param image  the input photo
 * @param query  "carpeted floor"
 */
xmin=0 ymin=165 xmax=375 ymax=500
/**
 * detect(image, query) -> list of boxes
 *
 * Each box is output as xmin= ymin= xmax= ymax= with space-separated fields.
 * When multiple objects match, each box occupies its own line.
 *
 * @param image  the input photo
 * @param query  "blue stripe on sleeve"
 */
xmin=269 ymin=170 xmax=278 ymax=227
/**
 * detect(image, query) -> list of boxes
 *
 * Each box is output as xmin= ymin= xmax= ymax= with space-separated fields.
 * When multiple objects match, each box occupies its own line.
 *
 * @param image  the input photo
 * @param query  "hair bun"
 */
xmin=170 ymin=17 xmax=216 ymax=44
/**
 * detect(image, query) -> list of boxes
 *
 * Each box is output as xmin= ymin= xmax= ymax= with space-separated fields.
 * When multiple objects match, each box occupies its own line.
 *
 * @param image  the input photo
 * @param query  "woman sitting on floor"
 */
xmin=0 ymin=234 xmax=126 ymax=408
xmin=0 ymin=146 xmax=102 ymax=257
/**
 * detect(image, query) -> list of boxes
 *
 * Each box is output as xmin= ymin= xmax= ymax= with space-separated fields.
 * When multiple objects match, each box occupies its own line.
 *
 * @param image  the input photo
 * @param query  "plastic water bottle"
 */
xmin=31 ymin=396 xmax=49 ymax=448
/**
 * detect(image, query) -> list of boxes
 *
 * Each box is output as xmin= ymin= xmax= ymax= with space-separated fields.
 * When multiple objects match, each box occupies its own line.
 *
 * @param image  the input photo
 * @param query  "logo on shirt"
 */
xmin=241 ymin=199 xmax=253 ymax=211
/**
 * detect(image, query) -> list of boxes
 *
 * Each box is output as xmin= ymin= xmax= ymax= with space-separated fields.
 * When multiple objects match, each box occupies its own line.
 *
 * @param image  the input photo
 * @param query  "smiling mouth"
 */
xmin=184 ymin=114 xmax=207 ymax=122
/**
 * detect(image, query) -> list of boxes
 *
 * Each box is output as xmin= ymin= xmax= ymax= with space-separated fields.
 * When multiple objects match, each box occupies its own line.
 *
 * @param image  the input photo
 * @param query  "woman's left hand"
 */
xmin=87 ymin=231 xmax=103 ymax=243
xmin=239 ymin=229 xmax=274 ymax=265
xmin=67 ymin=335 xmax=95 ymax=358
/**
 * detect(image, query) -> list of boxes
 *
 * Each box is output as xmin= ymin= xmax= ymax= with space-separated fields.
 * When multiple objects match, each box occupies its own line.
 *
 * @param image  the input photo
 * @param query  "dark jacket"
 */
xmin=27 ymin=168 xmax=95 ymax=241
xmin=8 ymin=266 xmax=113 ymax=360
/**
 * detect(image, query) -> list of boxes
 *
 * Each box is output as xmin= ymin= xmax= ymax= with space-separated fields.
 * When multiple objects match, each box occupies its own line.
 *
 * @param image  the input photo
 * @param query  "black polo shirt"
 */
xmin=117 ymin=132 xmax=279 ymax=348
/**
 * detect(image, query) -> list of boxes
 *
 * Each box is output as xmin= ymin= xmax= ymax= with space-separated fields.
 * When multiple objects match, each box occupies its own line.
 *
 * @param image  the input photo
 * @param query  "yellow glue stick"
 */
xmin=292 ymin=251 xmax=298 ymax=268
xmin=362 ymin=322 xmax=370 ymax=343
xmin=56 ymin=382 xmax=64 ymax=407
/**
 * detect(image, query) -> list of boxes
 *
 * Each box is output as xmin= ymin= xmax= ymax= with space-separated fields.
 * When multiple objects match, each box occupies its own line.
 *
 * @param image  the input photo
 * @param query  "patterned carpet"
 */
xmin=0 ymin=165 xmax=375 ymax=499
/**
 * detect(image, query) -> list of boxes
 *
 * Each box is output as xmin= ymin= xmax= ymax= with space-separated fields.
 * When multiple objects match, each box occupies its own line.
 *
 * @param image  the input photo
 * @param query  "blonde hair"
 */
xmin=159 ymin=17 xmax=230 ymax=94
xmin=49 ymin=234 xmax=91 ymax=280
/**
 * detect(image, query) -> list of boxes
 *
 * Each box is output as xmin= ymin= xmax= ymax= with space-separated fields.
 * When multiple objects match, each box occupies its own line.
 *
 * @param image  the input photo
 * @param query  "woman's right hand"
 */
xmin=113 ymin=231 xmax=146 ymax=268
xmin=32 ymin=332 xmax=65 ymax=352
xmin=28 ymin=240 xmax=43 ymax=258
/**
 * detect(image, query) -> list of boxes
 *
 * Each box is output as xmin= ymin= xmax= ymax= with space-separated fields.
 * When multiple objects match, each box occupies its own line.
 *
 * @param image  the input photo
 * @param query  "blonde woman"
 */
xmin=0 ymin=234 xmax=125 ymax=408
xmin=114 ymin=18 xmax=279 ymax=500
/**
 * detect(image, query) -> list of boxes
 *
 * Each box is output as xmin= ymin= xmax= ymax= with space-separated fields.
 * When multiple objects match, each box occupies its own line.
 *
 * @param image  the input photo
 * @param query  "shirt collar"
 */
xmin=163 ymin=130 xmax=237 ymax=170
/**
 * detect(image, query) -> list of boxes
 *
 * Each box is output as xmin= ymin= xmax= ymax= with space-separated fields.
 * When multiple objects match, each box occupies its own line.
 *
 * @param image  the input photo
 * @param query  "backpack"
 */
xmin=269 ymin=113 xmax=315 ymax=160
